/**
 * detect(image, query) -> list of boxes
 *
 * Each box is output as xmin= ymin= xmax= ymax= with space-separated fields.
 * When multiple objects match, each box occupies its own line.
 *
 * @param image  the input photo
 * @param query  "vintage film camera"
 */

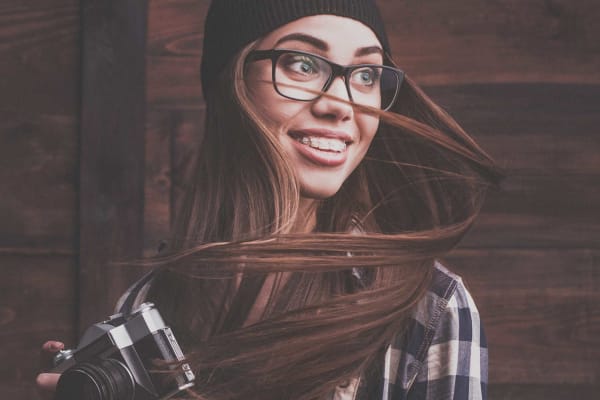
xmin=53 ymin=302 xmax=195 ymax=400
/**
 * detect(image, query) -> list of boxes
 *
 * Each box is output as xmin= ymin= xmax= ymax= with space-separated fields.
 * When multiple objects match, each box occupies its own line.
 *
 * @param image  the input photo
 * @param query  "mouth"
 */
xmin=287 ymin=129 xmax=354 ymax=167
xmin=288 ymin=130 xmax=353 ymax=154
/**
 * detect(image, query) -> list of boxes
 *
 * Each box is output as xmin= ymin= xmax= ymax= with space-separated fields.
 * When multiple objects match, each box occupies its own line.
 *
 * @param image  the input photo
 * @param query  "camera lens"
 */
xmin=54 ymin=358 xmax=135 ymax=400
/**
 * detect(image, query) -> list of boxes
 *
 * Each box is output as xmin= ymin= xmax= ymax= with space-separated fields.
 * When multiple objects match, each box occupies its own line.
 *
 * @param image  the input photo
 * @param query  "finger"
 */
xmin=42 ymin=340 xmax=64 ymax=352
xmin=36 ymin=373 xmax=60 ymax=391
xmin=40 ymin=341 xmax=64 ymax=371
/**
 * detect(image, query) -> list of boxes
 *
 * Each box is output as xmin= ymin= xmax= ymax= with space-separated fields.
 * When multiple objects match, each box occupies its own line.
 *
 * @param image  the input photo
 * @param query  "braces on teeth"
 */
xmin=297 ymin=136 xmax=347 ymax=152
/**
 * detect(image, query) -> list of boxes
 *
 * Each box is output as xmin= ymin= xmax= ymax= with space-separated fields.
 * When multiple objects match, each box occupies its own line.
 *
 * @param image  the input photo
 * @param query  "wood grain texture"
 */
xmin=488 ymin=384 xmax=600 ymax=400
xmin=146 ymin=0 xmax=207 ymax=57
xmin=0 ymin=383 xmax=43 ymax=400
xmin=0 ymin=110 xmax=78 ymax=251
xmin=78 ymin=0 xmax=149 ymax=330
xmin=147 ymin=55 xmax=204 ymax=108
xmin=462 ymin=174 xmax=600 ymax=249
xmin=423 ymin=83 xmax=600 ymax=249
xmin=171 ymin=107 xmax=205 ymax=215
xmin=144 ymin=109 xmax=173 ymax=256
xmin=445 ymin=249 xmax=600 ymax=383
xmin=425 ymin=83 xmax=600 ymax=175
xmin=0 ymin=0 xmax=79 ymax=114
xmin=0 ymin=255 xmax=77 ymax=382
xmin=143 ymin=108 xmax=205 ymax=255
xmin=379 ymin=0 xmax=600 ymax=84
xmin=0 ymin=2 xmax=81 ymax=398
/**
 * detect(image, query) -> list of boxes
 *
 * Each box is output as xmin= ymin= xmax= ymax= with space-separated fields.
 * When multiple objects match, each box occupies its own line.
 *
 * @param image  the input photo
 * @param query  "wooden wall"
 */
xmin=1 ymin=0 xmax=598 ymax=399
xmin=0 ymin=0 xmax=80 ymax=398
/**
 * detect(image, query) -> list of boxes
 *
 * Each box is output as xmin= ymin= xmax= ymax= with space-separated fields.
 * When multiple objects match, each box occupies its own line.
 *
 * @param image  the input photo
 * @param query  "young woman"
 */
xmin=38 ymin=1 xmax=502 ymax=399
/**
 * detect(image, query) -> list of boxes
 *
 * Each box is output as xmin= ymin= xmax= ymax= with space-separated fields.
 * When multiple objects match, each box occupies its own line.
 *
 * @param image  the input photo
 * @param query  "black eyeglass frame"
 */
xmin=245 ymin=49 xmax=405 ymax=112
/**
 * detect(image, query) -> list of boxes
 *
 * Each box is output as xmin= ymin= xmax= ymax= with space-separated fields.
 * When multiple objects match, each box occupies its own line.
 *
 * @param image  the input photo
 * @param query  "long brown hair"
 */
xmin=145 ymin=41 xmax=502 ymax=399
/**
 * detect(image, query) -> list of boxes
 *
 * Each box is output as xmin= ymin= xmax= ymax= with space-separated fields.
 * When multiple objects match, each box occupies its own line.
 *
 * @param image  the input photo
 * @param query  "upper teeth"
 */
xmin=297 ymin=136 xmax=347 ymax=152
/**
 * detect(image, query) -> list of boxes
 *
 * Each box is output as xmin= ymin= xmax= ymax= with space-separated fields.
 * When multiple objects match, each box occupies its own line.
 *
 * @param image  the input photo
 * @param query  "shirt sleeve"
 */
xmin=407 ymin=278 xmax=488 ymax=400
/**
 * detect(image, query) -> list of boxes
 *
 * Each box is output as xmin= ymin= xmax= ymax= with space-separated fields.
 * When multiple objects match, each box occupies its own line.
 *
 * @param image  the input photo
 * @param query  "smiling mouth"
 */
xmin=288 ymin=132 xmax=350 ymax=153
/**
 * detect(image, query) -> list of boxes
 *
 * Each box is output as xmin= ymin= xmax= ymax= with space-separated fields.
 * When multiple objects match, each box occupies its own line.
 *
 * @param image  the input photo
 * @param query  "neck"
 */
xmin=292 ymin=197 xmax=319 ymax=233
xmin=243 ymin=197 xmax=318 ymax=327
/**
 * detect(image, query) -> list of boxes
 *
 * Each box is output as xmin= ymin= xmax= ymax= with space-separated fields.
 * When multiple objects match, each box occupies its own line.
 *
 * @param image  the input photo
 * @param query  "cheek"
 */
xmin=246 ymin=64 xmax=278 ymax=111
xmin=245 ymin=62 xmax=270 ymax=87
xmin=247 ymin=77 xmax=273 ymax=107
xmin=358 ymin=114 xmax=380 ymax=146
xmin=248 ymin=87 xmax=308 ymax=129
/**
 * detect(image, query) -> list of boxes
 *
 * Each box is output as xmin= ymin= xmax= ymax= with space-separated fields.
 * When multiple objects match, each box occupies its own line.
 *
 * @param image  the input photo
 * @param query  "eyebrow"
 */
xmin=355 ymin=46 xmax=384 ymax=57
xmin=274 ymin=33 xmax=383 ymax=58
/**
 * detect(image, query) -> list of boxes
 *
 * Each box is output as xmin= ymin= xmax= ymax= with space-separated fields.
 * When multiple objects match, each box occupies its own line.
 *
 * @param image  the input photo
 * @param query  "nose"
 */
xmin=310 ymin=76 xmax=353 ymax=121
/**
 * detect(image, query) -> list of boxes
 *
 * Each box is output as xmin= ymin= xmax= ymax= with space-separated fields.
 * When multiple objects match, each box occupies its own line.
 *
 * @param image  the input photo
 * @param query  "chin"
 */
xmin=299 ymin=180 xmax=344 ymax=200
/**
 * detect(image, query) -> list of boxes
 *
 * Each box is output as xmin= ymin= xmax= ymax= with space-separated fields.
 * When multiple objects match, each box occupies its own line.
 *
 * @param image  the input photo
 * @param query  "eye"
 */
xmin=281 ymin=54 xmax=321 ymax=77
xmin=351 ymin=67 xmax=380 ymax=87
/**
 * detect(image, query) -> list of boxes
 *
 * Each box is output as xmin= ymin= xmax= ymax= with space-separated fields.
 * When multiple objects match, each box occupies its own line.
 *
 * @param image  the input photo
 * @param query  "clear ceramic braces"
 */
xmin=297 ymin=136 xmax=347 ymax=152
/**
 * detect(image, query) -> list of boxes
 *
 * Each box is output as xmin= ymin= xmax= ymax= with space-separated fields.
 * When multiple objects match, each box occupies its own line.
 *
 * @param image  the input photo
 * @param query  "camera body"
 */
xmin=53 ymin=302 xmax=195 ymax=400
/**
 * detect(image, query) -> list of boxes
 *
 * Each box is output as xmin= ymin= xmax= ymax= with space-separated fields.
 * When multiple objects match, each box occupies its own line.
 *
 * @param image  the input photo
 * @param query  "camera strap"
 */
xmin=114 ymin=268 xmax=157 ymax=316
xmin=115 ymin=240 xmax=170 ymax=316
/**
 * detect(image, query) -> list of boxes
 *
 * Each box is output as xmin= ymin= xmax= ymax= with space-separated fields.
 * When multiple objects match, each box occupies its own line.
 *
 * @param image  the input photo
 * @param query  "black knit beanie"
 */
xmin=201 ymin=0 xmax=390 ymax=97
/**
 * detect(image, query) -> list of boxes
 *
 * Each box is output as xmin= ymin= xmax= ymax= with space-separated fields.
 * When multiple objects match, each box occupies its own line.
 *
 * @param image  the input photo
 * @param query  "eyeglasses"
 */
xmin=245 ymin=49 xmax=404 ymax=111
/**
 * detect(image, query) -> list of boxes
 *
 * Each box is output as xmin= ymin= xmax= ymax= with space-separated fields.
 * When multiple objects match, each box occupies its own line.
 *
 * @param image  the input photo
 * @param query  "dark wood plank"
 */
xmin=145 ymin=1 xmax=205 ymax=109
xmin=79 ymin=0 xmax=149 ymax=331
xmin=0 ymin=3 xmax=80 ymax=399
xmin=170 ymin=107 xmax=205 ymax=216
xmin=462 ymin=174 xmax=600 ymax=249
xmin=144 ymin=109 xmax=201 ymax=255
xmin=147 ymin=55 xmax=203 ymax=108
xmin=1 ymin=383 xmax=45 ymax=400
xmin=144 ymin=111 xmax=171 ymax=256
xmin=420 ymin=84 xmax=600 ymax=248
xmin=489 ymin=384 xmax=600 ymax=400
xmin=425 ymin=84 xmax=600 ymax=175
xmin=0 ymin=110 xmax=77 ymax=251
xmin=144 ymin=107 xmax=205 ymax=256
xmin=146 ymin=0 xmax=207 ymax=57
xmin=380 ymin=0 xmax=600 ymax=84
xmin=0 ymin=0 xmax=79 ymax=114
xmin=0 ymin=255 xmax=76 ymax=382
xmin=444 ymin=249 xmax=600 ymax=383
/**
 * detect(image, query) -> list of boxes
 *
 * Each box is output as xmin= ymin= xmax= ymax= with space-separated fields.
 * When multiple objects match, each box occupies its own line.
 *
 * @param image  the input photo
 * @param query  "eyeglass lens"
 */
xmin=273 ymin=51 xmax=400 ymax=110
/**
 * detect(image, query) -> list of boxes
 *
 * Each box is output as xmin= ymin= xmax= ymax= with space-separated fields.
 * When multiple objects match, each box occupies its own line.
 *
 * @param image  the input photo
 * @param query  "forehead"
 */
xmin=255 ymin=15 xmax=382 ymax=58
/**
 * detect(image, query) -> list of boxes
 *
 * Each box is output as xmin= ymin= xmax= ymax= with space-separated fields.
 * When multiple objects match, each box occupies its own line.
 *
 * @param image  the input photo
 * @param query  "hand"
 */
xmin=36 ymin=340 xmax=64 ymax=399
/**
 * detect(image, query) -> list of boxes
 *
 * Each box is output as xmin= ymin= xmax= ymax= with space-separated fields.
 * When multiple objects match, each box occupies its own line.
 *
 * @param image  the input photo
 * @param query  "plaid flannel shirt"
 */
xmin=333 ymin=262 xmax=488 ymax=400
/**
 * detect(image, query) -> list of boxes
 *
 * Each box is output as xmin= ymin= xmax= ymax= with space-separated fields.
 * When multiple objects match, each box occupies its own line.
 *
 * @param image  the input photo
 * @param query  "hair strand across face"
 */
xmin=139 ymin=17 xmax=503 ymax=400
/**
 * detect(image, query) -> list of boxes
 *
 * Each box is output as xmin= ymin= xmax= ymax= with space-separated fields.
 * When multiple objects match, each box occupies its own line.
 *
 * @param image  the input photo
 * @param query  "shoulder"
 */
xmin=383 ymin=262 xmax=488 ymax=400
xmin=429 ymin=262 xmax=484 ymax=351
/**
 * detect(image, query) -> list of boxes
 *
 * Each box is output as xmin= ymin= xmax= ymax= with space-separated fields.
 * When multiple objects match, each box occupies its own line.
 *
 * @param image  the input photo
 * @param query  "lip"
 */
xmin=288 ymin=128 xmax=354 ymax=144
xmin=288 ymin=128 xmax=353 ymax=167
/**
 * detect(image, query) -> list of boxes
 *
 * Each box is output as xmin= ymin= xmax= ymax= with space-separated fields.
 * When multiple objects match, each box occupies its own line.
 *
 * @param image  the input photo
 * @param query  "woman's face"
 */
xmin=245 ymin=15 xmax=383 ymax=199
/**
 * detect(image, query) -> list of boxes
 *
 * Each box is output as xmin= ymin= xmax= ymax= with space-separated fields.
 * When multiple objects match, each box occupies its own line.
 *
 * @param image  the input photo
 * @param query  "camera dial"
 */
xmin=53 ymin=349 xmax=75 ymax=367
